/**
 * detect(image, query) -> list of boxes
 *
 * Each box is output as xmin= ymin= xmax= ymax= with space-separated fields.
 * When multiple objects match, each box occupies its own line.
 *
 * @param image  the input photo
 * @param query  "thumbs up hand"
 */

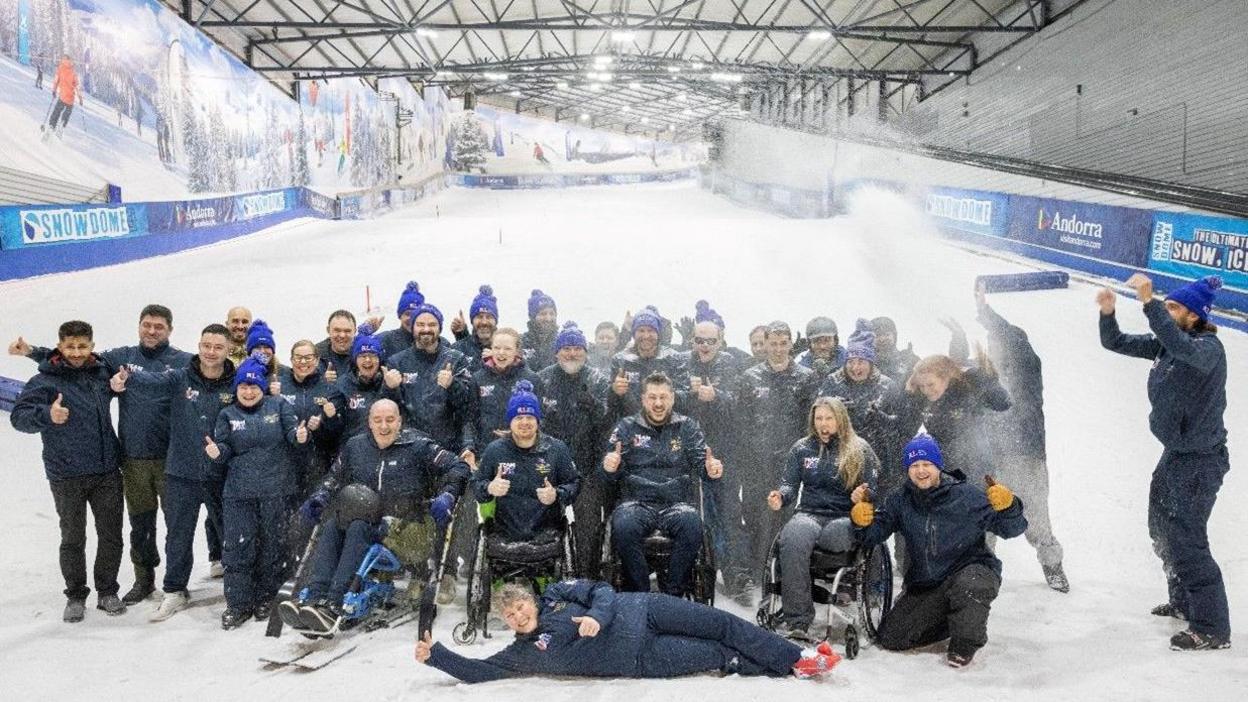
xmin=450 ymin=309 xmax=467 ymax=335
xmin=322 ymin=401 xmax=337 ymax=419
xmin=488 ymin=465 xmax=511 ymax=497
xmin=269 ymin=379 xmax=282 ymax=396
xmin=850 ymin=483 xmax=871 ymax=504
xmin=307 ymin=414 xmax=322 ymax=431
xmin=296 ymin=420 xmax=309 ymax=444
xmin=110 ymin=367 xmax=129 ymax=393
xmin=536 ymin=477 xmax=557 ymax=505
xmin=611 ymin=368 xmax=629 ymax=397
xmin=985 ymin=475 xmax=1014 ymax=511
xmin=323 ymin=366 xmax=338 ymax=383
xmin=203 ymin=435 xmax=221 ymax=460
xmin=50 ymin=393 xmax=69 ymax=424
xmin=705 ymin=446 xmax=723 ymax=479
xmin=696 ymin=376 xmax=715 ymax=402
xmin=436 ymin=361 xmax=454 ymax=389
xmin=383 ymin=366 xmax=402 ymax=389
xmin=603 ymin=441 xmax=624 ymax=473
xmin=8 ymin=336 xmax=32 ymax=357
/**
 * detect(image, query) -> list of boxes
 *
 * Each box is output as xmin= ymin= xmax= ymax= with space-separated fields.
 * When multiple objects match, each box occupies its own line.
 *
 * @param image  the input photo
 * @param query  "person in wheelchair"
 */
xmin=603 ymin=372 xmax=723 ymax=597
xmin=416 ymin=579 xmax=842 ymax=682
xmin=287 ymin=399 xmax=469 ymax=632
xmin=767 ymin=396 xmax=881 ymax=640
xmin=471 ymin=381 xmax=581 ymax=551
xmin=851 ymin=433 xmax=1027 ymax=668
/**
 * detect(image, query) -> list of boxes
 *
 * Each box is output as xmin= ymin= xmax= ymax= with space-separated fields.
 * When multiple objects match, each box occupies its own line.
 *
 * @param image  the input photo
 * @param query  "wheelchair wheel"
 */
xmin=844 ymin=624 xmax=859 ymax=659
xmin=857 ymin=543 xmax=893 ymax=642
xmin=452 ymin=620 xmax=477 ymax=645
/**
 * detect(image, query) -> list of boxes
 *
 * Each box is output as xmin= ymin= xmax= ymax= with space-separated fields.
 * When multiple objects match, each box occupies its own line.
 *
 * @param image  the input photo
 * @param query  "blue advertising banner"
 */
xmin=1007 ymin=196 xmax=1152 ymax=268
xmin=924 ymin=186 xmax=1010 ymax=238
xmin=147 ymin=197 xmax=237 ymax=233
xmin=1 ymin=203 xmax=149 ymax=250
xmin=302 ymin=189 xmax=339 ymax=219
xmin=1150 ymin=212 xmax=1248 ymax=291
xmin=17 ymin=0 xmax=31 ymax=65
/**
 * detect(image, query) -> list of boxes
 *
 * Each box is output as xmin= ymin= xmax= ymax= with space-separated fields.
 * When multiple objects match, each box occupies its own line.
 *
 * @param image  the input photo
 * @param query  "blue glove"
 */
xmin=299 ymin=490 xmax=329 ymax=525
xmin=430 ymin=492 xmax=456 ymax=528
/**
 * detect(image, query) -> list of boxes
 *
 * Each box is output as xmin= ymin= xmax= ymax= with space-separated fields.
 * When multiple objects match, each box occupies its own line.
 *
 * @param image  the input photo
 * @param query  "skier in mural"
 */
xmin=43 ymin=54 xmax=82 ymax=139
xmin=337 ymin=138 xmax=348 ymax=175
xmin=534 ymin=142 xmax=550 ymax=166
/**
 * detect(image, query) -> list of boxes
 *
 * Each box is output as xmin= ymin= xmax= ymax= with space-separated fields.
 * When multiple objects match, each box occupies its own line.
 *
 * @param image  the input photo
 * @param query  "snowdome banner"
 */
xmin=0 ymin=0 xmax=453 ymax=201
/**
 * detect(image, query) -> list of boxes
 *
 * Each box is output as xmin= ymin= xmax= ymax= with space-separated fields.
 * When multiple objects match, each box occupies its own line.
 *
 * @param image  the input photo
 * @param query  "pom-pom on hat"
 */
xmin=554 ymin=321 xmax=588 ymax=352
xmin=694 ymin=299 xmax=725 ymax=330
xmin=396 ymin=281 xmax=425 ymax=318
xmin=846 ymin=318 xmax=877 ymax=363
xmin=632 ymin=306 xmax=662 ymax=335
xmin=470 ymin=284 xmax=499 ymax=321
xmin=507 ymin=380 xmax=542 ymax=423
xmin=245 ymin=320 xmax=276 ymax=355
xmin=528 ymin=289 xmax=557 ymax=319
xmin=903 ymin=434 xmax=944 ymax=470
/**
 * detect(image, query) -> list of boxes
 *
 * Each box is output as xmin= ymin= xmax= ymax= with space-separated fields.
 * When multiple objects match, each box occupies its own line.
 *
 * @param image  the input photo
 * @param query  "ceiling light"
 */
xmin=580 ymin=113 xmax=590 ymax=121
xmin=482 ymin=72 xmax=509 ymax=81
xmin=611 ymin=31 xmax=636 ymax=43
xmin=690 ymin=61 xmax=704 ymax=69
xmin=589 ymin=84 xmax=603 ymax=92
xmin=593 ymin=55 xmax=613 ymax=67
xmin=641 ymin=116 xmax=649 ymax=124
xmin=806 ymin=30 xmax=832 ymax=41
xmin=629 ymin=81 xmax=642 ymax=90
xmin=415 ymin=28 xmax=438 ymax=38
xmin=510 ymin=90 xmax=521 ymax=97
xmin=710 ymin=72 xmax=743 ymax=83
xmin=623 ymin=105 xmax=632 ymax=112
xmin=676 ymin=93 xmax=687 ymax=102
xmin=667 ymin=66 xmax=681 ymax=73
xmin=557 ymin=81 xmax=570 ymax=89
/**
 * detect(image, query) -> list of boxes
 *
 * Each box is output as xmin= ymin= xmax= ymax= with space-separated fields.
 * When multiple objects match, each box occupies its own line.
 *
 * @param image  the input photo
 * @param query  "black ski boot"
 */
xmin=1170 ymin=630 xmax=1230 ymax=651
xmin=278 ymin=599 xmax=307 ymax=629
xmin=253 ymin=601 xmax=272 ymax=621
xmin=300 ymin=598 xmax=341 ymax=635
xmin=123 ymin=568 xmax=156 ymax=605
xmin=221 ymin=608 xmax=253 ymax=630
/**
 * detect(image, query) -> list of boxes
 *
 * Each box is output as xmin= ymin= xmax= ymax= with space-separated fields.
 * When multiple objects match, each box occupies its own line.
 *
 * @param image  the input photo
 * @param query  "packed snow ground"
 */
xmin=0 ymin=182 xmax=1244 ymax=701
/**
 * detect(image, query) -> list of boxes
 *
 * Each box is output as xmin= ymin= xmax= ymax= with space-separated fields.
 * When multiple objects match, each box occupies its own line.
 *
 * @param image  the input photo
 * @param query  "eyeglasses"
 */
xmin=292 ymin=354 xmax=318 ymax=363
xmin=692 ymin=336 xmax=719 ymax=346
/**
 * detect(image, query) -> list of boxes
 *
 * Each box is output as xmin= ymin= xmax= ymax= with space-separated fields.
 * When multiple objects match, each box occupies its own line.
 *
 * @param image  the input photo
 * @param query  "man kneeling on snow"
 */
xmin=415 ymin=579 xmax=842 ymax=682
xmin=851 ymin=434 xmax=1027 ymax=668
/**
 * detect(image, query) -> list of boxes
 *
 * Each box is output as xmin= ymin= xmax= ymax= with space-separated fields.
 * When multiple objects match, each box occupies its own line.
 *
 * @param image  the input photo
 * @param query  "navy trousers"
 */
xmin=1148 ymin=446 xmax=1231 ymax=640
xmin=162 ymin=475 xmax=224 ymax=593
xmin=222 ymin=497 xmax=286 ymax=611
xmin=637 ymin=594 xmax=802 ymax=677
xmin=611 ymin=501 xmax=702 ymax=596
xmin=305 ymin=517 xmax=376 ymax=603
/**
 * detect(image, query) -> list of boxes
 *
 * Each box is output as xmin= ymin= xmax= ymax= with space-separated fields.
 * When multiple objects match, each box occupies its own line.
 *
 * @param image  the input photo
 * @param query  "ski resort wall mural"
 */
xmin=0 ymin=0 xmax=452 ymax=200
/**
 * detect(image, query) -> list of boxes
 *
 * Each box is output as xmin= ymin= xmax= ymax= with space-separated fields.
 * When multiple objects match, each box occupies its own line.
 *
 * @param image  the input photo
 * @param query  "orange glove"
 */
xmin=851 ymin=501 xmax=874 ymax=527
xmin=985 ymin=476 xmax=1013 ymax=511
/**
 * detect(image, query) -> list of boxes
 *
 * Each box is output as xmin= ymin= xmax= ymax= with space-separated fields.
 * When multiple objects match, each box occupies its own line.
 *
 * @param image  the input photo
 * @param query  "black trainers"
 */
xmin=1151 ymin=603 xmax=1188 ymax=621
xmin=278 ymin=599 xmax=306 ymax=629
xmin=96 ymin=594 xmax=127 ymax=616
xmin=299 ymin=599 xmax=341 ymax=634
xmin=221 ymin=608 xmax=253 ymax=630
xmin=1042 ymin=564 xmax=1070 ymax=593
xmin=253 ymin=601 xmax=272 ymax=621
xmin=947 ymin=651 xmax=975 ymax=668
xmin=1170 ymin=630 xmax=1230 ymax=651
xmin=63 ymin=598 xmax=87 ymax=623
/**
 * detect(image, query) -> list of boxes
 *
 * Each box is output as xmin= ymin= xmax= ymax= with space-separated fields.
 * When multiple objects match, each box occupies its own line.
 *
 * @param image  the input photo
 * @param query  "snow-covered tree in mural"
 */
xmin=451 ymin=113 xmax=488 ymax=172
xmin=294 ymin=108 xmax=311 ymax=186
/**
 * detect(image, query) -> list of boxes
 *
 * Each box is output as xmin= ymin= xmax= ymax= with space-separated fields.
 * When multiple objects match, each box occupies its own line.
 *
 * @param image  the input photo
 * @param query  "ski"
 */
xmin=259 ymin=639 xmax=335 ymax=667
xmin=287 ymin=643 xmax=359 ymax=671
xmin=259 ymin=605 xmax=417 ymax=671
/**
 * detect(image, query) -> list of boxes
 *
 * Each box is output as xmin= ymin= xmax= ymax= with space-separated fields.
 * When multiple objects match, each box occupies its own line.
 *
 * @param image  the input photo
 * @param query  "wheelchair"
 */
xmin=599 ymin=501 xmax=717 ymax=605
xmin=452 ymin=500 xmax=576 ymax=644
xmin=755 ymin=534 xmax=893 ymax=659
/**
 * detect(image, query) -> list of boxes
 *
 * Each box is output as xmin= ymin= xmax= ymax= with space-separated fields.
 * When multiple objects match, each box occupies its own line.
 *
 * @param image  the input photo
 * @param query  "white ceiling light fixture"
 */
xmin=690 ymin=61 xmax=704 ymax=70
xmin=641 ymin=116 xmax=649 ymax=124
xmin=415 ymin=27 xmax=438 ymax=38
xmin=580 ymin=113 xmax=590 ymax=121
xmin=667 ymin=66 xmax=681 ymax=73
xmin=482 ymin=72 xmax=509 ymax=81
xmin=629 ymin=81 xmax=642 ymax=90
xmin=610 ymin=31 xmax=636 ymax=43
xmin=593 ymin=55 xmax=613 ymax=67
xmin=510 ymin=90 xmax=521 ymax=97
xmin=557 ymin=81 xmax=570 ymax=90
xmin=806 ymin=30 xmax=832 ymax=41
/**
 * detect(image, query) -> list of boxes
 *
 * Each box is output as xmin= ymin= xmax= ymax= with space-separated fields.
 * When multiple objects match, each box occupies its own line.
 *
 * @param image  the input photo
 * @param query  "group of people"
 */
xmin=8 ymin=271 xmax=1232 ymax=682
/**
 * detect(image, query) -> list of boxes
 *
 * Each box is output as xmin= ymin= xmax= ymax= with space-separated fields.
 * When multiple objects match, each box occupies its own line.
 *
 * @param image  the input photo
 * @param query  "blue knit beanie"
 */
xmin=507 ymin=380 xmax=542 ymax=422
xmin=632 ymin=305 xmax=662 ymax=335
xmin=528 ymin=289 xmax=556 ymax=319
xmin=396 ymin=281 xmax=425 ymax=318
xmin=351 ymin=332 xmax=383 ymax=361
xmin=234 ymin=357 xmax=269 ymax=390
xmin=411 ymin=302 xmax=444 ymax=329
xmin=846 ymin=318 xmax=877 ymax=363
xmin=245 ymin=320 xmax=276 ymax=355
xmin=1165 ymin=276 xmax=1222 ymax=322
xmin=903 ymin=434 xmax=944 ymax=470
xmin=554 ymin=321 xmax=588 ymax=352
xmin=469 ymin=284 xmax=499 ymax=321
xmin=694 ymin=299 xmax=725 ymax=330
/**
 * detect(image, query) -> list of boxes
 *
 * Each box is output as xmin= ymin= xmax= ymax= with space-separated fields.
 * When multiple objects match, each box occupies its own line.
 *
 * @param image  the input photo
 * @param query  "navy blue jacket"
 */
xmin=125 ymin=356 xmax=235 ymax=482
xmin=469 ymin=360 xmax=544 ymax=454
xmin=778 ymin=435 xmax=880 ymax=518
xmin=606 ymin=347 xmax=685 ymax=419
xmin=315 ymin=338 xmax=353 ymax=379
xmin=29 ymin=342 xmax=191 ymax=459
xmin=876 ymin=345 xmax=920 ymax=385
xmin=537 ymin=364 xmax=610 ymax=476
xmin=378 ymin=326 xmax=416 ymax=361
xmin=604 ymin=413 xmax=713 ymax=508
xmin=736 ymin=361 xmax=820 ymax=462
xmin=324 ymin=429 xmax=469 ymax=521
xmin=452 ymin=332 xmax=489 ymax=374
xmin=427 ymin=580 xmax=655 ymax=682
xmin=900 ymin=368 xmax=1010 ymax=480
xmin=675 ymin=350 xmax=740 ymax=457
xmin=976 ymin=304 xmax=1048 ymax=459
xmin=334 ymin=369 xmax=400 ymax=438
xmin=276 ymin=366 xmax=346 ymax=476
xmin=11 ymin=352 xmax=121 ymax=481
xmin=388 ymin=339 xmax=475 ymax=453
xmin=211 ymin=396 xmax=301 ymax=499
xmin=1100 ymin=301 xmax=1228 ymax=454
xmin=857 ymin=473 xmax=1027 ymax=589
xmin=472 ymin=435 xmax=581 ymax=541
xmin=796 ymin=345 xmax=846 ymax=380
xmin=521 ymin=322 xmax=558 ymax=372
xmin=819 ymin=367 xmax=905 ymax=472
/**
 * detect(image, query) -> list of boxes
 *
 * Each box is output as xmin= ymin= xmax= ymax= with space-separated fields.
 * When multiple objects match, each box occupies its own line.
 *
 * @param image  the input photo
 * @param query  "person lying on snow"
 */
xmin=415 ymin=579 xmax=842 ymax=682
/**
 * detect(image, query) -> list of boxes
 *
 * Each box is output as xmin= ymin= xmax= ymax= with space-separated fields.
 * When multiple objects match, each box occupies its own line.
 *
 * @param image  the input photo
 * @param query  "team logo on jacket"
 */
xmin=126 ymin=363 xmax=143 ymax=373
xmin=669 ymin=438 xmax=682 ymax=453
xmin=535 ymin=459 xmax=550 ymax=477
xmin=185 ymin=388 xmax=200 ymax=401
xmin=219 ymin=393 xmax=234 ymax=405
xmin=632 ymin=435 xmax=652 ymax=449
xmin=756 ymin=387 xmax=771 ymax=399
xmin=281 ymin=394 xmax=296 ymax=404
xmin=313 ymin=396 xmax=328 ymax=406
xmin=230 ymin=419 xmax=247 ymax=431
xmin=349 ymin=395 xmax=366 ymax=409
xmin=543 ymin=397 xmax=557 ymax=409
xmin=264 ymin=413 xmax=279 ymax=424
xmin=479 ymin=385 xmax=495 ymax=398
xmin=402 ymin=372 xmax=418 ymax=384
xmin=803 ymin=457 xmax=819 ymax=471
xmin=534 ymin=632 xmax=552 ymax=651
xmin=498 ymin=462 xmax=516 ymax=477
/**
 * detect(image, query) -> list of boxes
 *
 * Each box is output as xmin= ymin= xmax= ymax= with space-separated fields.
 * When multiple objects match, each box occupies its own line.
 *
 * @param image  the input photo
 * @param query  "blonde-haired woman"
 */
xmin=768 ymin=397 xmax=881 ymax=639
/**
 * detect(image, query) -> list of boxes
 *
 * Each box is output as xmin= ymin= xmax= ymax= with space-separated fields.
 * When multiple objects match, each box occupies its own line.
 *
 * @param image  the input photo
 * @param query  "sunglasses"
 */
xmin=692 ymin=336 xmax=719 ymax=346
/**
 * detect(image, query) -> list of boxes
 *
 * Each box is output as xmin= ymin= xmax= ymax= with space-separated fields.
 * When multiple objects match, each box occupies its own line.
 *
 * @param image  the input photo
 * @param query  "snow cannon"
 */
xmin=976 ymin=271 xmax=1069 ymax=294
